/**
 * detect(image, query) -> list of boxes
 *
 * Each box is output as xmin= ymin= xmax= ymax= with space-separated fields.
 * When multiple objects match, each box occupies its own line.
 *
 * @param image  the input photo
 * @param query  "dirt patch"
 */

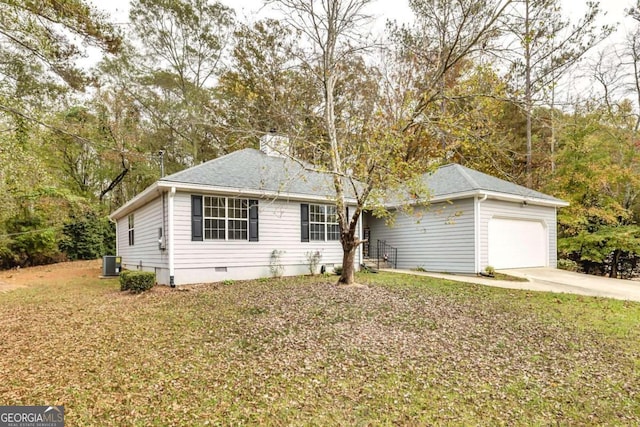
xmin=0 ymin=260 xmax=103 ymax=292
xmin=0 ymin=280 xmax=24 ymax=293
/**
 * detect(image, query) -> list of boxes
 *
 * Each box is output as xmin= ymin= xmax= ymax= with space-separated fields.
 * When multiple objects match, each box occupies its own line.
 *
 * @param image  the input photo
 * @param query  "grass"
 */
xmin=492 ymin=271 xmax=529 ymax=281
xmin=1 ymin=271 xmax=639 ymax=425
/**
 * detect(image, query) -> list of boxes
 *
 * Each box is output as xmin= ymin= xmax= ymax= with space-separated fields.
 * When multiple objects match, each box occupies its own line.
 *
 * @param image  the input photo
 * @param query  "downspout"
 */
xmin=168 ymin=187 xmax=176 ymax=287
xmin=162 ymin=192 xmax=166 ymax=244
xmin=552 ymin=206 xmax=557 ymax=268
xmin=475 ymin=194 xmax=488 ymax=274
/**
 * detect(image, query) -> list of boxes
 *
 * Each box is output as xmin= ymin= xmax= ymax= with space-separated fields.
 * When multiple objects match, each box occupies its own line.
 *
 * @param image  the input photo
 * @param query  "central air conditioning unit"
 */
xmin=102 ymin=256 xmax=122 ymax=276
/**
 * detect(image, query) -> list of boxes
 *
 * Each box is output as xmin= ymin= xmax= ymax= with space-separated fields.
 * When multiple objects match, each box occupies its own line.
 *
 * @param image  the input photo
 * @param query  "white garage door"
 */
xmin=488 ymin=218 xmax=547 ymax=269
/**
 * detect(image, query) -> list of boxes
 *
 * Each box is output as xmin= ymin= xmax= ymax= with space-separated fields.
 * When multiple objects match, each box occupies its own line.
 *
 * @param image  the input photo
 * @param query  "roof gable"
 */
xmin=423 ymin=164 xmax=566 ymax=204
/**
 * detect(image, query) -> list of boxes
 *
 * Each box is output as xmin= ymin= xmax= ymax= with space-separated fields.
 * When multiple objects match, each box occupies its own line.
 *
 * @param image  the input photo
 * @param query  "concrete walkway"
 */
xmin=384 ymin=268 xmax=640 ymax=302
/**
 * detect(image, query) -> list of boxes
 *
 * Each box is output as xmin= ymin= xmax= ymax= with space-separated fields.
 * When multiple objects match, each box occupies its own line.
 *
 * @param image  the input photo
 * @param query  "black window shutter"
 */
xmin=248 ymin=199 xmax=259 ymax=241
xmin=301 ymin=203 xmax=309 ymax=242
xmin=191 ymin=195 xmax=203 ymax=241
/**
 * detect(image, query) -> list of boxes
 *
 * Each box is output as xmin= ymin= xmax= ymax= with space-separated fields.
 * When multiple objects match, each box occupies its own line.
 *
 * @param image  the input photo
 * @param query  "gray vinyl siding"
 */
xmin=171 ymin=192 xmax=356 ymax=284
xmin=479 ymin=199 xmax=557 ymax=269
xmin=115 ymin=190 xmax=359 ymax=285
xmin=116 ymin=195 xmax=169 ymax=276
xmin=367 ymin=198 xmax=476 ymax=273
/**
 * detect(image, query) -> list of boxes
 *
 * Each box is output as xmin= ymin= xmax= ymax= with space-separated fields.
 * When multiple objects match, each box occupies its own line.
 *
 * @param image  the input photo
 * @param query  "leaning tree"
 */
xmin=265 ymin=0 xmax=512 ymax=284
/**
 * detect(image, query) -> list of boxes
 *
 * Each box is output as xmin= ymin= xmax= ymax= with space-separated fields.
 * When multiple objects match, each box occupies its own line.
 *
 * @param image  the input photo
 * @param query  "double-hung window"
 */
xmin=301 ymin=204 xmax=340 ymax=242
xmin=204 ymin=196 xmax=227 ymax=240
xmin=227 ymin=198 xmax=249 ymax=240
xmin=192 ymin=195 xmax=258 ymax=241
xmin=127 ymin=214 xmax=135 ymax=246
xmin=326 ymin=206 xmax=340 ymax=240
xmin=309 ymin=204 xmax=326 ymax=241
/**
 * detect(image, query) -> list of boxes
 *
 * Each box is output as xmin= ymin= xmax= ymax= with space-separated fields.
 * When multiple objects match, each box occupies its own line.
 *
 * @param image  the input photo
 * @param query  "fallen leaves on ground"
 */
xmin=0 ymin=268 xmax=638 ymax=425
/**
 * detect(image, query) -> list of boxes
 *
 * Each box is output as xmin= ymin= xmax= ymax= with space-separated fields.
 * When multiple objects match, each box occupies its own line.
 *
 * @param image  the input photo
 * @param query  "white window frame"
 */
xmin=203 ymin=196 xmax=248 ymax=241
xmin=127 ymin=214 xmax=134 ymax=246
xmin=204 ymin=196 xmax=226 ymax=240
xmin=227 ymin=198 xmax=249 ymax=240
xmin=326 ymin=205 xmax=340 ymax=241
xmin=309 ymin=204 xmax=340 ymax=242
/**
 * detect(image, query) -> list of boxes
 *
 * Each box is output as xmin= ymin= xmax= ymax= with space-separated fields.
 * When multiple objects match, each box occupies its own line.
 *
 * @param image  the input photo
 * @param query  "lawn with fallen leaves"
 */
xmin=0 ymin=266 xmax=639 ymax=425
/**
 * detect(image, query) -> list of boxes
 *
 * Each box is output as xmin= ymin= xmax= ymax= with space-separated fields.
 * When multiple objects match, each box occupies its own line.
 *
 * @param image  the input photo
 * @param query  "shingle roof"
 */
xmin=161 ymin=152 xmax=564 ymax=204
xmin=160 ymin=148 xmax=345 ymax=199
xmin=111 ymin=150 xmax=567 ymax=220
xmin=423 ymin=164 xmax=565 ymax=204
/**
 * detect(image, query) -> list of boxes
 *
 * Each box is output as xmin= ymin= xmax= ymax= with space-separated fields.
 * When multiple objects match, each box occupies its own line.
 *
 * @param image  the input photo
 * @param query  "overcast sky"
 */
xmin=94 ymin=0 xmax=634 ymax=33
xmin=86 ymin=0 xmax=635 ymax=84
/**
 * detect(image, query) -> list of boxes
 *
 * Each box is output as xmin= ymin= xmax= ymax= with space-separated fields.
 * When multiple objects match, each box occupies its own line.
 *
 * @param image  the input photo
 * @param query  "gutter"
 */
xmin=109 ymin=180 xmax=359 ymax=221
xmin=109 ymin=182 xmax=161 ymax=220
xmin=386 ymin=189 xmax=568 ymax=209
xmin=158 ymin=181 xmax=359 ymax=204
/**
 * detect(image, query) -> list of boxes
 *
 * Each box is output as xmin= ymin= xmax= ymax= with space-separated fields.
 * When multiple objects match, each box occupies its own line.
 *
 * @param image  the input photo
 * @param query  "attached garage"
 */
xmin=366 ymin=164 xmax=568 ymax=274
xmin=488 ymin=218 xmax=547 ymax=269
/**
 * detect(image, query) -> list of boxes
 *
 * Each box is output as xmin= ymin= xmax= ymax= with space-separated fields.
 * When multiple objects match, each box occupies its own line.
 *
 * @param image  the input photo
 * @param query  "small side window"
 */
xmin=128 ymin=214 xmax=135 ymax=246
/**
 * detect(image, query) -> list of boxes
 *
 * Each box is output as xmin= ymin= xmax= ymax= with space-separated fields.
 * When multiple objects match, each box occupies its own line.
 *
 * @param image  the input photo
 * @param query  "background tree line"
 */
xmin=1 ymin=0 xmax=639 ymax=278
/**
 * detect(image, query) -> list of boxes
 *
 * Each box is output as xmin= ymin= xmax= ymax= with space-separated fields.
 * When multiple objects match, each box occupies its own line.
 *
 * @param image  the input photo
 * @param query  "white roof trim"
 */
xmin=109 ymin=181 xmax=358 ymax=220
xmin=109 ymin=182 xmax=161 ymax=220
xmin=158 ymin=181 xmax=358 ymax=204
xmin=479 ymin=190 xmax=568 ymax=207
xmin=386 ymin=189 xmax=568 ymax=209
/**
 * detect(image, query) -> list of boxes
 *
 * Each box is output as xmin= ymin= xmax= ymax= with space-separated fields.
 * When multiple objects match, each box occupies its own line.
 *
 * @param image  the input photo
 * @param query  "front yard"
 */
xmin=0 ymin=266 xmax=638 ymax=425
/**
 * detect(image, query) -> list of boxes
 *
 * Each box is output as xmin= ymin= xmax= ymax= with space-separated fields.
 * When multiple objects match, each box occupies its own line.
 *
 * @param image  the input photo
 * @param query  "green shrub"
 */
xmin=120 ymin=270 xmax=156 ymax=293
xmin=60 ymin=212 xmax=115 ymax=260
xmin=333 ymin=265 xmax=343 ymax=275
xmin=119 ymin=270 xmax=132 ymax=291
xmin=2 ymin=214 xmax=62 ymax=268
xmin=557 ymin=258 xmax=578 ymax=272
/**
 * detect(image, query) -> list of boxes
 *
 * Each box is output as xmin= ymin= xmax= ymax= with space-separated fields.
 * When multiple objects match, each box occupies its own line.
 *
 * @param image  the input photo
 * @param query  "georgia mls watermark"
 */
xmin=0 ymin=406 xmax=64 ymax=427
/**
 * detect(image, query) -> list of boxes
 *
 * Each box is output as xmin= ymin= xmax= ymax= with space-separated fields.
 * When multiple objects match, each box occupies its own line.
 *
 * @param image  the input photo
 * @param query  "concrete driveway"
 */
xmin=388 ymin=268 xmax=640 ymax=302
xmin=498 ymin=268 xmax=640 ymax=302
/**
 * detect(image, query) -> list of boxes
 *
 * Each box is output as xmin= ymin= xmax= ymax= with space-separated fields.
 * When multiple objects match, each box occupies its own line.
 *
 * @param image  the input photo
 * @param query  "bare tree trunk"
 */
xmin=272 ymin=0 xmax=511 ymax=286
xmin=526 ymin=100 xmax=533 ymax=185
xmin=339 ymin=240 xmax=357 ymax=284
xmin=339 ymin=205 xmax=363 ymax=284
xmin=550 ymin=70 xmax=556 ymax=174
xmin=99 ymin=167 xmax=129 ymax=201
xmin=550 ymin=110 xmax=555 ymax=174
xmin=319 ymin=2 xmax=353 ymax=285
xmin=610 ymin=249 xmax=620 ymax=279
xmin=524 ymin=0 xmax=533 ymax=187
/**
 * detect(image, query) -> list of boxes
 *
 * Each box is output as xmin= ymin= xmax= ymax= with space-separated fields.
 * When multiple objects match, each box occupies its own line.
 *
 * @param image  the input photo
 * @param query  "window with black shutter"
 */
xmin=191 ymin=195 xmax=203 ymax=241
xmin=301 ymin=203 xmax=309 ymax=242
xmin=192 ymin=195 xmax=257 ymax=241
xmin=249 ymin=200 xmax=259 ymax=241
xmin=301 ymin=203 xmax=340 ymax=242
